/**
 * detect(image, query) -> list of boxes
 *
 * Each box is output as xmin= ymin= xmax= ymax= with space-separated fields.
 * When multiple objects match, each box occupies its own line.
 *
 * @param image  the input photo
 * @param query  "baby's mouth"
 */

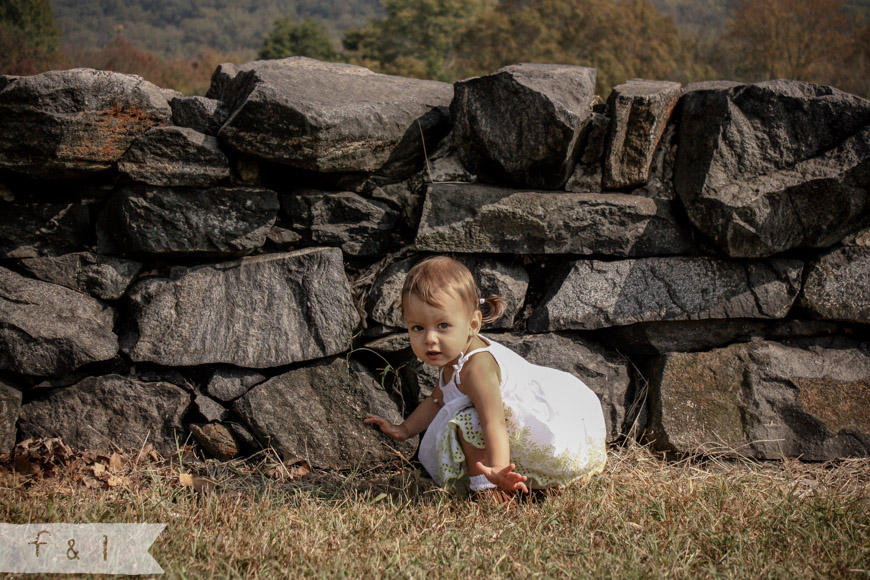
xmin=426 ymin=350 xmax=441 ymax=359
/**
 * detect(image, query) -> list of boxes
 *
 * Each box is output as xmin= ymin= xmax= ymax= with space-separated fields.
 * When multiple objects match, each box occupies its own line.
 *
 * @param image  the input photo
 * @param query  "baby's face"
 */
xmin=404 ymin=291 xmax=480 ymax=368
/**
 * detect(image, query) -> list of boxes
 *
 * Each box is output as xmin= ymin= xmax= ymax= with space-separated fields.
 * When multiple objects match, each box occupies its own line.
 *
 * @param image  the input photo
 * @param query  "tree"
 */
xmin=342 ymin=0 xmax=496 ymax=81
xmin=722 ymin=0 xmax=852 ymax=82
xmin=259 ymin=16 xmax=338 ymax=61
xmin=454 ymin=0 xmax=689 ymax=95
xmin=0 ymin=0 xmax=65 ymax=75
xmin=0 ymin=0 xmax=60 ymax=53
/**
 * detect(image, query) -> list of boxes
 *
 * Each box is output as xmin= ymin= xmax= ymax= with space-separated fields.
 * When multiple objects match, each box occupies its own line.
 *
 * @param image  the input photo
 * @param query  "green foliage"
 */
xmin=0 ymin=0 xmax=66 ymax=75
xmin=1 ymin=0 xmax=60 ymax=52
xmin=343 ymin=0 xmax=496 ymax=81
xmin=259 ymin=16 xmax=337 ymax=60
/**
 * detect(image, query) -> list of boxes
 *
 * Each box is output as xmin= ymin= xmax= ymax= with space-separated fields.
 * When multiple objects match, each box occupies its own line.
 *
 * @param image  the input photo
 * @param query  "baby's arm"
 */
xmin=364 ymin=384 xmax=444 ymax=441
xmin=461 ymin=356 xmax=529 ymax=493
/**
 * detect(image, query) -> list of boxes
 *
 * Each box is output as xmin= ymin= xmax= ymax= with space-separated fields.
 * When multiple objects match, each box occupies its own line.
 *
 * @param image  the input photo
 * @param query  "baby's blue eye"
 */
xmin=411 ymin=325 xmax=423 ymax=332
xmin=438 ymin=322 xmax=449 ymax=329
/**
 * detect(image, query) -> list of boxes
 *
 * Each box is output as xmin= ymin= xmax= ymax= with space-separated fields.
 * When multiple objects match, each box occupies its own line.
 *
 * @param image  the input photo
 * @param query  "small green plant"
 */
xmin=346 ymin=346 xmax=408 ymax=396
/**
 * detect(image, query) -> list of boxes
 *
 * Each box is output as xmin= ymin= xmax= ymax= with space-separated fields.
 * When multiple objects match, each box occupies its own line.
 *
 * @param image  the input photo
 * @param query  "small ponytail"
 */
xmin=479 ymin=295 xmax=506 ymax=324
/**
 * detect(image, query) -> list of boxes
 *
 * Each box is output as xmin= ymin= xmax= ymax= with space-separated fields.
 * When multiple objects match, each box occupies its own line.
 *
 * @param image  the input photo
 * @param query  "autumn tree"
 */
xmin=832 ymin=19 xmax=870 ymax=97
xmin=259 ymin=16 xmax=337 ymax=61
xmin=722 ymin=0 xmax=852 ymax=82
xmin=75 ymin=35 xmax=242 ymax=95
xmin=455 ymin=0 xmax=690 ymax=95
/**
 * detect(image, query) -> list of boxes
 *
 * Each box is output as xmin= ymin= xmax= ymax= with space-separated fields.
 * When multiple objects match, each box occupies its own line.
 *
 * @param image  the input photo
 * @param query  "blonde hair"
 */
xmin=401 ymin=256 xmax=506 ymax=324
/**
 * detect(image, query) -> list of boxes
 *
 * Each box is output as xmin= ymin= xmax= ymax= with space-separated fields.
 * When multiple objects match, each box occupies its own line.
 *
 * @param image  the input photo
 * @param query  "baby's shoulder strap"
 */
xmin=453 ymin=344 xmax=495 ymax=386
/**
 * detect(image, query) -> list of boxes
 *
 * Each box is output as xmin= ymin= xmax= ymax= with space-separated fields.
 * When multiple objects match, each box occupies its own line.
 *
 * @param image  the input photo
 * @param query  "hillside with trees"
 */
xmin=1 ymin=0 xmax=868 ymax=99
xmin=51 ymin=0 xmax=381 ymax=59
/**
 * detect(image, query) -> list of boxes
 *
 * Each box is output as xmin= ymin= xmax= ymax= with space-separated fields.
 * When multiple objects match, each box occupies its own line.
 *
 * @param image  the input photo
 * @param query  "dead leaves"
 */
xmin=1 ymin=437 xmax=159 ymax=491
xmin=264 ymin=460 xmax=311 ymax=482
xmin=178 ymin=472 xmax=218 ymax=494
xmin=1 ymin=437 xmax=316 ymax=497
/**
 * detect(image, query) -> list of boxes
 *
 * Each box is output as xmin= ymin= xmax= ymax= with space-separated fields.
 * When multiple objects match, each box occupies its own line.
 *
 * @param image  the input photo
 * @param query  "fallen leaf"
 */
xmin=179 ymin=473 xmax=217 ymax=493
xmin=81 ymin=475 xmax=102 ymax=489
xmin=287 ymin=462 xmax=311 ymax=480
xmin=135 ymin=443 xmax=155 ymax=464
xmin=106 ymin=474 xmax=129 ymax=487
xmin=12 ymin=454 xmax=41 ymax=477
xmin=109 ymin=452 xmax=123 ymax=472
xmin=266 ymin=461 xmax=311 ymax=481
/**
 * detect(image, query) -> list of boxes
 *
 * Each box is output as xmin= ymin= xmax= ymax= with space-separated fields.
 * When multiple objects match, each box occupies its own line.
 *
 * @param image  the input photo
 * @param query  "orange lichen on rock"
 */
xmin=56 ymin=102 xmax=166 ymax=163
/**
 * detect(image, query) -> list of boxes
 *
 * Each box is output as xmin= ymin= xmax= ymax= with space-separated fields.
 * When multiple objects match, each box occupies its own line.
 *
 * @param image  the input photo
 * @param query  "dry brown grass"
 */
xmin=1 ymin=438 xmax=868 ymax=579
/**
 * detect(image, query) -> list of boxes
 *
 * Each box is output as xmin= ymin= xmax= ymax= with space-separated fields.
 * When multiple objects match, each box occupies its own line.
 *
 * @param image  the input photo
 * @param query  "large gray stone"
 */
xmin=452 ymin=63 xmax=596 ymax=189
xmin=604 ymin=79 xmax=682 ymax=190
xmin=0 ymin=380 xmax=22 ymax=454
xmin=491 ymin=332 xmax=631 ymax=443
xmin=123 ymin=248 xmax=358 ymax=368
xmin=800 ymin=246 xmax=870 ymax=324
xmin=205 ymin=366 xmax=267 ymax=402
xmin=193 ymin=393 xmax=228 ymax=422
xmin=232 ymin=356 xmax=417 ymax=469
xmin=674 ymin=80 xmax=870 ymax=257
xmin=282 ymin=190 xmax=399 ymax=257
xmin=415 ymin=183 xmax=695 ymax=256
xmin=629 ymin=122 xmax=678 ymax=200
xmin=170 ymin=96 xmax=229 ymax=136
xmin=118 ymin=126 xmax=230 ymax=187
xmin=646 ymin=338 xmax=870 ymax=460
xmin=0 ymin=202 xmax=93 ymax=259
xmin=0 ymin=267 xmax=118 ymax=377
xmin=365 ymin=254 xmax=529 ymax=330
xmin=96 ymin=185 xmax=279 ymax=258
xmin=18 ymin=374 xmax=189 ymax=456
xmin=0 ymin=69 xmax=171 ymax=178
xmin=564 ymin=112 xmax=609 ymax=193
xmin=18 ymin=252 xmax=143 ymax=301
xmin=214 ymin=57 xmax=453 ymax=176
xmin=367 ymin=173 xmax=428 ymax=235
xmin=599 ymin=318 xmax=840 ymax=356
xmin=843 ymin=225 xmax=870 ymax=247
xmin=529 ymin=257 xmax=803 ymax=331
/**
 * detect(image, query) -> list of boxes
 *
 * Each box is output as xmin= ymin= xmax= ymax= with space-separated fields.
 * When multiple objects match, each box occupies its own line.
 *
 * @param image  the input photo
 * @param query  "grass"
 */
xmin=1 ymin=439 xmax=868 ymax=579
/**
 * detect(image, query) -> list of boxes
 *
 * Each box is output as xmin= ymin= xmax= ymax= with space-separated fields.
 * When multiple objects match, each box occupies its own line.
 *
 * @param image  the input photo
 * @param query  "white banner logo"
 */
xmin=0 ymin=523 xmax=165 ymax=575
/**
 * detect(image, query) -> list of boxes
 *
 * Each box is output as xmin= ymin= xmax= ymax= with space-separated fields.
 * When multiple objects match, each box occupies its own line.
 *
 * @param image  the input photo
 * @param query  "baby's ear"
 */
xmin=471 ymin=309 xmax=483 ymax=332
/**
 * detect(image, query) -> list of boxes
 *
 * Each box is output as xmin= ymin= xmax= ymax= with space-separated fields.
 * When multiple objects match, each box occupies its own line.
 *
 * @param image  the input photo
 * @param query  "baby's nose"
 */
xmin=425 ymin=330 xmax=437 ymax=344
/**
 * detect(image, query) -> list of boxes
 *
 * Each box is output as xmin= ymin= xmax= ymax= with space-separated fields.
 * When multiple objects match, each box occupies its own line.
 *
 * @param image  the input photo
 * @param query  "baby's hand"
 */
xmin=364 ymin=414 xmax=409 ymax=441
xmin=475 ymin=462 xmax=530 ymax=494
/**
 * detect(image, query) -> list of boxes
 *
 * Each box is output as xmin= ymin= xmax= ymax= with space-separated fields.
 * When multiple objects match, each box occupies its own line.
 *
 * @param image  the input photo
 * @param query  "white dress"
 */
xmin=417 ymin=335 xmax=607 ymax=494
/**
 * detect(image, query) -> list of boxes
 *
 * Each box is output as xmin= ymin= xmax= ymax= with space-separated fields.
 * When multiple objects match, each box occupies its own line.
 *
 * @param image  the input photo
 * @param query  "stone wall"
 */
xmin=1 ymin=58 xmax=869 ymax=466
